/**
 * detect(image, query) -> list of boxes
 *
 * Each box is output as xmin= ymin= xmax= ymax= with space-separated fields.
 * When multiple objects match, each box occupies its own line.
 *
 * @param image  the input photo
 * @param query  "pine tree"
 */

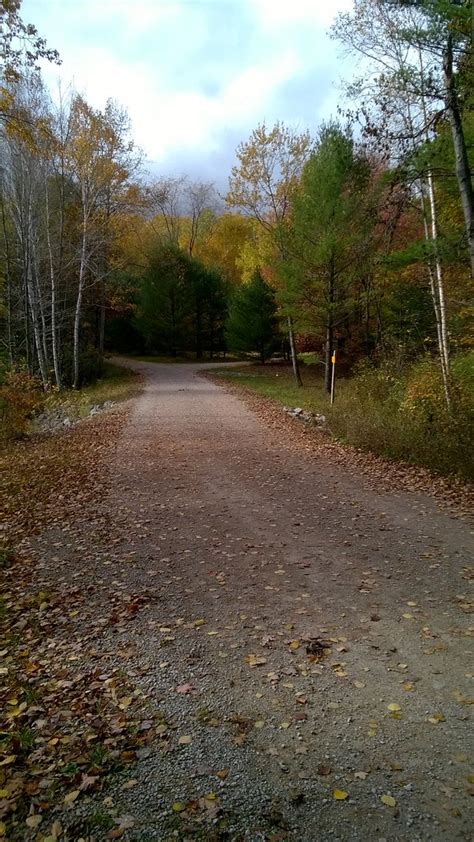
xmin=226 ymin=269 xmax=279 ymax=363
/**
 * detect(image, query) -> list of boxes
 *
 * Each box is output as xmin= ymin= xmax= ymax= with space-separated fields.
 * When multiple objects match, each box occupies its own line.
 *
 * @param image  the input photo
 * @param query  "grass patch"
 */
xmin=212 ymin=364 xmax=330 ymax=414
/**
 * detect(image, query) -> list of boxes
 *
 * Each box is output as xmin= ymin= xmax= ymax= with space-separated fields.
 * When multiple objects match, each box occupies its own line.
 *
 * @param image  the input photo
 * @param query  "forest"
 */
xmin=0 ymin=0 xmax=473 ymax=479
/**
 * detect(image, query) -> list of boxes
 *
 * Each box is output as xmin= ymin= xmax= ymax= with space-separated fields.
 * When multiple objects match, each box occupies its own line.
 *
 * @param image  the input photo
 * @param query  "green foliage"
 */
xmin=136 ymin=244 xmax=228 ymax=358
xmin=226 ymin=269 xmax=280 ymax=363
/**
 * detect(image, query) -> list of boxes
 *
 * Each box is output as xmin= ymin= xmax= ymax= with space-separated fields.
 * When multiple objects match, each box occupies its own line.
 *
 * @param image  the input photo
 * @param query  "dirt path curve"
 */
xmin=28 ymin=360 xmax=473 ymax=841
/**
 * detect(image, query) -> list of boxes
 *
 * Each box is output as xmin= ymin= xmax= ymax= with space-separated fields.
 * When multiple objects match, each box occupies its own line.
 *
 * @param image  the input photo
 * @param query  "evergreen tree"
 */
xmin=226 ymin=269 xmax=279 ymax=363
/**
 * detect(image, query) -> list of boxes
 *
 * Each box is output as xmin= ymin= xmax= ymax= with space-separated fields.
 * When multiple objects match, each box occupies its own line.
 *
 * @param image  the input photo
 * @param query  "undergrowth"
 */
xmin=0 ymin=362 xmax=140 ymax=444
xmin=213 ymin=353 xmax=473 ymax=481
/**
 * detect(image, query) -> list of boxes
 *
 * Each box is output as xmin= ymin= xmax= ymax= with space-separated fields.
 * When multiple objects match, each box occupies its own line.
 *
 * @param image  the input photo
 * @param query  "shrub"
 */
xmin=0 ymin=370 xmax=44 ymax=441
xmin=328 ymin=355 xmax=473 ymax=480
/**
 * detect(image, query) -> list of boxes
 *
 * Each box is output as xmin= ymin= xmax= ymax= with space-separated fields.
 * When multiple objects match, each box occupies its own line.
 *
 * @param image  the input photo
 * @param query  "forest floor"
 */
xmin=1 ymin=359 xmax=473 ymax=841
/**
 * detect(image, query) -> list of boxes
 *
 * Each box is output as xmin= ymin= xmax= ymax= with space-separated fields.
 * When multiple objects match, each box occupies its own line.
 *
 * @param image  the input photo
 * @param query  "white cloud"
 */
xmin=26 ymin=0 xmax=355 ymax=179
xmin=249 ymin=0 xmax=353 ymax=29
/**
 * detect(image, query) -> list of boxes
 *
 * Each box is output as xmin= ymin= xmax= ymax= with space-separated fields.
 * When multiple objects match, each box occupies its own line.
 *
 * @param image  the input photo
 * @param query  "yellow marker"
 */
xmin=331 ymin=354 xmax=336 ymax=364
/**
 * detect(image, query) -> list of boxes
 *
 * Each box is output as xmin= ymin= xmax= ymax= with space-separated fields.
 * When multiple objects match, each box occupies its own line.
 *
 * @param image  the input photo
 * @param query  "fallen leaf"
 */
xmin=64 ymin=789 xmax=80 ymax=805
xmin=245 ymin=654 xmax=267 ymax=667
xmin=333 ymin=789 xmax=349 ymax=800
xmin=176 ymin=683 xmax=196 ymax=694
xmin=317 ymin=765 xmax=332 ymax=776
xmin=428 ymin=712 xmax=446 ymax=724
xmin=381 ymin=794 xmax=397 ymax=807
xmin=387 ymin=703 xmax=401 ymax=712
xmin=26 ymin=815 xmax=42 ymax=829
xmin=172 ymin=802 xmax=186 ymax=813
xmin=178 ymin=735 xmax=192 ymax=745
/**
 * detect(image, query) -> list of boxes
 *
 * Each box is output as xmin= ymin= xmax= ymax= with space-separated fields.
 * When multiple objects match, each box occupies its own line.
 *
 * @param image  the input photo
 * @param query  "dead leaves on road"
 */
xmin=0 ymin=561 xmax=158 ymax=836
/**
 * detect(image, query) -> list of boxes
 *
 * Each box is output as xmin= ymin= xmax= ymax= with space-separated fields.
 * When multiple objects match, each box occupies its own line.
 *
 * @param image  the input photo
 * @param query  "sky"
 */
xmin=23 ymin=0 xmax=354 ymax=187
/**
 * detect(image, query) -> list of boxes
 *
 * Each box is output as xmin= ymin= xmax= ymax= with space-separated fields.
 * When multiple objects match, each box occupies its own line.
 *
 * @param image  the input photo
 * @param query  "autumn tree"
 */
xmin=331 ymin=0 xmax=472 ymax=404
xmin=0 ymin=0 xmax=60 ymax=125
xmin=227 ymin=121 xmax=312 ymax=385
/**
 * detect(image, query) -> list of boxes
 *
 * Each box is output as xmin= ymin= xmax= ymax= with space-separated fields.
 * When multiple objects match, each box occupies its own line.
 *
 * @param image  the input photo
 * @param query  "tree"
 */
xmin=136 ymin=243 xmax=228 ymax=358
xmin=226 ymin=268 xmax=279 ymax=363
xmin=330 ymin=0 xmax=471 ymax=405
xmin=0 ymin=0 xmax=60 ymax=126
xmin=147 ymin=176 xmax=219 ymax=256
xmin=227 ymin=121 xmax=312 ymax=384
xmin=136 ymin=244 xmax=189 ymax=356
xmin=194 ymin=212 xmax=254 ymax=286
xmin=284 ymin=124 xmax=372 ymax=391
xmin=68 ymin=95 xmax=137 ymax=387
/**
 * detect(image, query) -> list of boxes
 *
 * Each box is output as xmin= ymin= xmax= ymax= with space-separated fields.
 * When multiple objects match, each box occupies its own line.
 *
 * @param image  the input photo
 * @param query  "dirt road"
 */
xmin=24 ymin=360 xmax=473 ymax=840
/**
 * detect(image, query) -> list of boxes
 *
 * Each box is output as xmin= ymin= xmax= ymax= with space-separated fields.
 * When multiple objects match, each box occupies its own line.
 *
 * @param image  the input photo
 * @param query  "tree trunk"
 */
xmin=196 ymin=302 xmax=203 ymax=359
xmin=99 ymin=277 xmax=106 ymax=359
xmin=45 ymin=179 xmax=62 ymax=389
xmin=287 ymin=314 xmax=302 ymax=386
xmin=426 ymin=172 xmax=450 ymax=407
xmin=443 ymin=33 xmax=474 ymax=276
xmin=73 ymin=204 xmax=88 ymax=389
xmin=324 ymin=268 xmax=335 ymax=393
xmin=420 ymin=184 xmax=451 ymax=408
xmin=324 ymin=320 xmax=333 ymax=394
xmin=26 ymin=258 xmax=48 ymax=387
xmin=1 ymin=194 xmax=14 ymax=366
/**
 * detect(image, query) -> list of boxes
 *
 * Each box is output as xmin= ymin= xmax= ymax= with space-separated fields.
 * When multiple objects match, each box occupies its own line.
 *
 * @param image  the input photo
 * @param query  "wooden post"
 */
xmin=330 ymin=349 xmax=336 ymax=405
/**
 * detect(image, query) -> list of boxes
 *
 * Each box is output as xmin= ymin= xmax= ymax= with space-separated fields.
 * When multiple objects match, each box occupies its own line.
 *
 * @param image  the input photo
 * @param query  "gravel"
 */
xmin=19 ymin=359 xmax=473 ymax=841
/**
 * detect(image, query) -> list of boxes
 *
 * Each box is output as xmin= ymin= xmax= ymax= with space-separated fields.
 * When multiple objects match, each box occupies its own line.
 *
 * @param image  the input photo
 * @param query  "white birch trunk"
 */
xmin=73 ymin=197 xmax=88 ymax=389
xmin=45 ymin=178 xmax=62 ymax=388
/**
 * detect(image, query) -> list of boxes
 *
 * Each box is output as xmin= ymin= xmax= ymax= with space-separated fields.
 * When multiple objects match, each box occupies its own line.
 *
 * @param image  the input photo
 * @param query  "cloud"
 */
xmin=25 ymin=0 xmax=354 ymax=183
xmin=249 ymin=0 xmax=353 ymax=28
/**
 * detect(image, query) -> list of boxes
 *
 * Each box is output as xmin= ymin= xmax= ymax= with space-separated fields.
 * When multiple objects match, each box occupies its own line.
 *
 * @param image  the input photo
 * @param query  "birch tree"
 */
xmin=331 ymin=0 xmax=465 ymax=405
xmin=68 ymin=95 xmax=136 ymax=388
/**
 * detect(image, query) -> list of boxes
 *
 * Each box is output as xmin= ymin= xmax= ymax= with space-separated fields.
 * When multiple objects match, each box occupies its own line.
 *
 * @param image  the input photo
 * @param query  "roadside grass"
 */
xmin=211 ymin=361 xmax=473 ymax=481
xmin=212 ymin=364 xmax=330 ymax=414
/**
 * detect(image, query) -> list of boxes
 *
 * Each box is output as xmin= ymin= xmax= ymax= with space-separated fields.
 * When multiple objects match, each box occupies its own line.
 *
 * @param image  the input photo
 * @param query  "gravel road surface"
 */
xmin=25 ymin=360 xmax=473 ymax=841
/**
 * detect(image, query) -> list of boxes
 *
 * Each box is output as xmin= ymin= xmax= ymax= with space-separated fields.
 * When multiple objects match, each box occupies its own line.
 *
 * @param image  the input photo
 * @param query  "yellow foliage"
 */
xmin=0 ymin=371 xmax=44 ymax=440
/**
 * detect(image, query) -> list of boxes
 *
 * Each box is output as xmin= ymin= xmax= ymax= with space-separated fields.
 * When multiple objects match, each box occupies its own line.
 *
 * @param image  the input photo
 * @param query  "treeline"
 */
xmin=1 ymin=0 xmax=473 ymax=427
xmin=226 ymin=0 xmax=473 ymax=407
